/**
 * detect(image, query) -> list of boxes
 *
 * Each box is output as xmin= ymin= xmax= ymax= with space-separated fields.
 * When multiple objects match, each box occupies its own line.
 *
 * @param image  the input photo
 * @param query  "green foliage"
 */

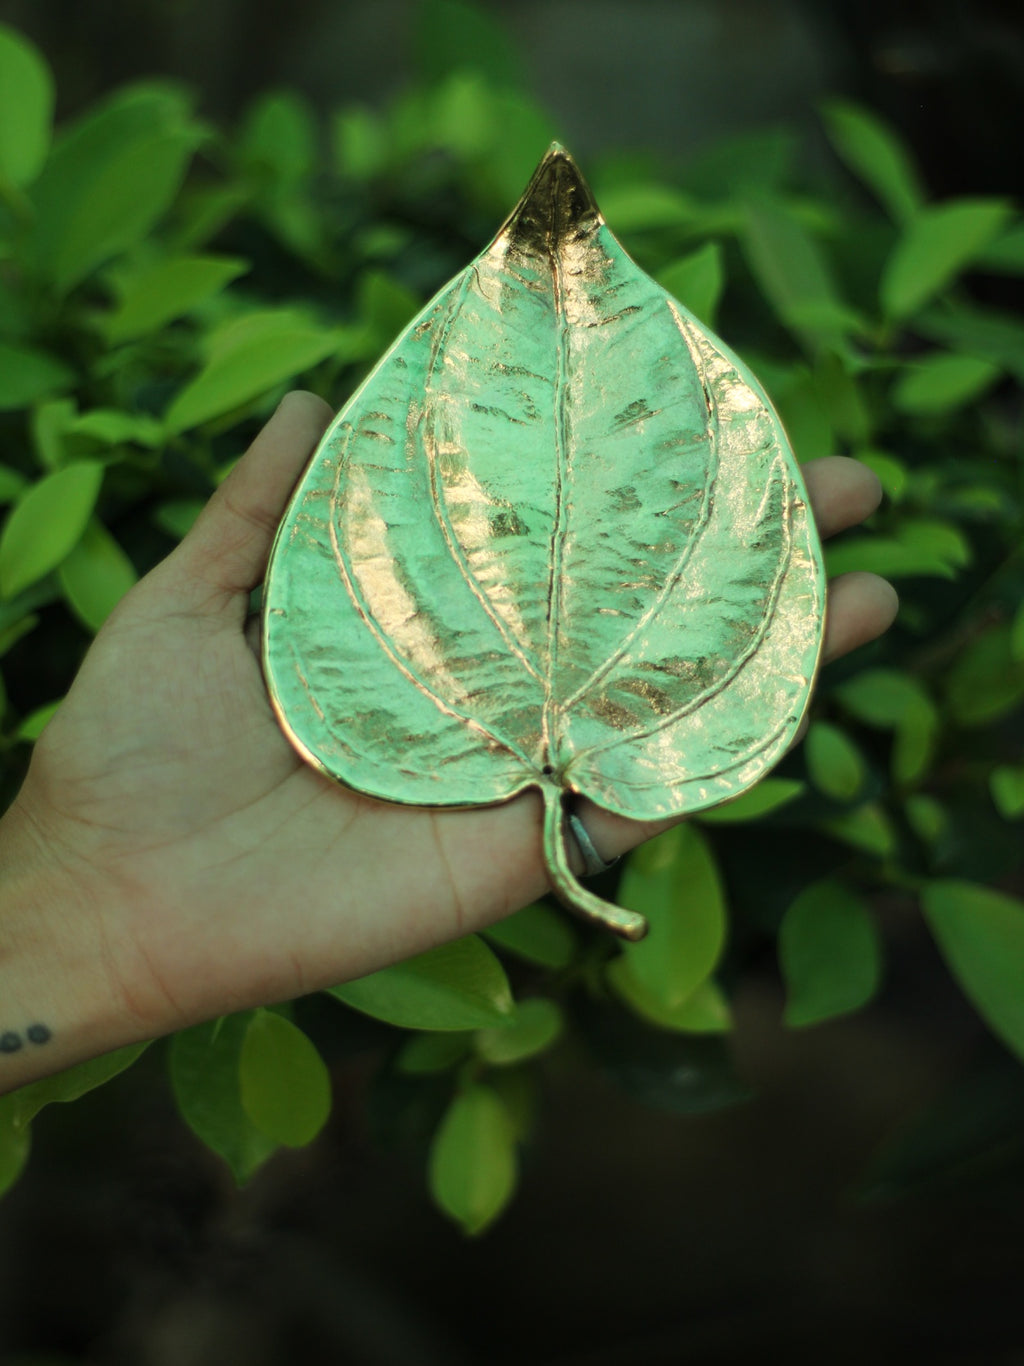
xmin=0 ymin=3 xmax=1021 ymax=1232
xmin=779 ymin=882 xmax=883 ymax=1026
xmin=328 ymin=936 xmax=515 ymax=1030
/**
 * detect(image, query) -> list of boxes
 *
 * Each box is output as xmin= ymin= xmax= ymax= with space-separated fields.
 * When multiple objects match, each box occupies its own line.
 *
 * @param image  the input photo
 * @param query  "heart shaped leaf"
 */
xmin=263 ymin=145 xmax=825 ymax=938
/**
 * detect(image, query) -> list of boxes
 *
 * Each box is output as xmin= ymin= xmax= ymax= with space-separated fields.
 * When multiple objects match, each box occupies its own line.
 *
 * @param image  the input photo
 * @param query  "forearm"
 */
xmin=0 ymin=802 xmax=141 ymax=1096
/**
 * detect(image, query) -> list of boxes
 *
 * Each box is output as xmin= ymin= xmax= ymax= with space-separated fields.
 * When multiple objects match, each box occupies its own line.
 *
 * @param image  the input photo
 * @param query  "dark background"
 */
xmin=1 ymin=2 xmax=1023 ymax=1362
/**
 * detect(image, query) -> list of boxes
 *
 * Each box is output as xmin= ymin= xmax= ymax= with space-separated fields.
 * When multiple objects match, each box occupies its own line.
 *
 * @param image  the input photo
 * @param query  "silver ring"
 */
xmin=567 ymin=811 xmax=619 ymax=878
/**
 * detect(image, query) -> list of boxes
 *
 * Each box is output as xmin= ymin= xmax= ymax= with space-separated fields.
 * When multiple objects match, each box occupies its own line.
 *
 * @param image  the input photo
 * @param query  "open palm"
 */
xmin=4 ymin=392 xmax=898 ymax=1048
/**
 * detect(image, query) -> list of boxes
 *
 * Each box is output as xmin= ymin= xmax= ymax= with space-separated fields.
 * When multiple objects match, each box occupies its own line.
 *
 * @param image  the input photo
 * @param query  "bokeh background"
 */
xmin=1 ymin=1 xmax=1023 ymax=1363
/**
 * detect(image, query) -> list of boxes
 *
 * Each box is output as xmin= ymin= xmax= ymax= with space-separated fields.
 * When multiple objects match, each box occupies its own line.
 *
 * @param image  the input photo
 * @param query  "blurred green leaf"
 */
xmin=169 ymin=1014 xmax=278 ymax=1183
xmin=820 ymin=98 xmax=924 ymax=224
xmin=8 ymin=1042 xmax=149 ymax=1129
xmin=332 ymin=105 xmax=388 ymax=181
xmin=916 ymin=301 xmax=1024 ymax=381
xmin=430 ymin=71 xmax=495 ymax=159
xmin=66 ymin=409 xmax=164 ymax=447
xmin=977 ymin=222 xmax=1024 ymax=274
xmin=30 ymin=397 xmax=76 ymax=468
xmin=892 ymin=353 xmax=1001 ymax=415
xmin=990 ymin=767 xmax=1024 ymax=821
xmin=923 ymin=882 xmax=1024 ymax=1061
xmin=834 ymin=668 xmax=930 ymax=728
xmin=856 ymin=449 xmax=907 ymax=502
xmin=428 ymin=1082 xmax=517 ymax=1235
xmin=657 ymin=242 xmax=725 ymax=327
xmin=240 ymin=90 xmax=316 ymax=185
xmin=163 ymin=309 xmax=344 ymax=432
xmin=826 ymin=516 xmax=970 ymax=580
xmin=153 ymin=498 xmax=205 ymax=541
xmin=28 ymin=85 xmax=204 ymax=292
xmin=329 ymin=936 xmax=515 ymax=1030
xmin=805 ymin=720 xmax=866 ymax=801
xmin=945 ymin=624 xmax=1024 ymax=727
xmin=0 ymin=466 xmax=27 ymax=503
xmin=394 ymin=1031 xmax=473 ymax=1076
xmin=0 ymin=24 xmax=54 ymax=189
xmin=357 ymin=270 xmax=421 ymax=350
xmin=600 ymin=183 xmax=696 ymax=234
xmin=742 ymin=197 xmax=856 ymax=351
xmin=608 ymin=965 xmax=732 ymax=1033
xmin=614 ymin=825 xmax=726 ymax=1012
xmin=56 ymin=518 xmax=137 ymax=631
xmin=475 ymin=998 xmax=562 ymax=1066
xmin=104 ymin=254 xmax=249 ymax=343
xmin=0 ymin=1096 xmax=32 ymax=1197
xmin=905 ymin=793 xmax=949 ymax=846
xmin=779 ymin=880 xmax=883 ymax=1026
xmin=0 ymin=460 xmax=103 ymax=599
xmin=881 ymin=199 xmax=1013 ymax=319
xmin=487 ymin=1066 xmax=537 ymax=1142
xmin=238 ymin=1008 xmax=331 ymax=1148
xmin=1011 ymin=601 xmax=1024 ymax=663
xmin=483 ymin=901 xmax=578 ymax=969
xmin=821 ymin=802 xmax=897 ymax=857
xmin=15 ymin=698 xmax=60 ymax=742
xmin=415 ymin=0 xmax=523 ymax=88
xmin=698 ymin=777 xmax=805 ymax=824
xmin=0 ymin=342 xmax=75 ymax=411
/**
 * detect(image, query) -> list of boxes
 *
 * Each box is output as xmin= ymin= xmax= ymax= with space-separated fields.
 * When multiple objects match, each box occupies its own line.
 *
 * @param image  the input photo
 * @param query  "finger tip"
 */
xmin=277 ymin=389 xmax=335 ymax=434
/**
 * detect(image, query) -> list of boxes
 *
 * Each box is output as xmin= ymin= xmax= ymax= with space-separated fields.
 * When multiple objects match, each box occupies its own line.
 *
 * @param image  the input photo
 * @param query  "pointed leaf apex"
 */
xmin=496 ymin=143 xmax=602 ymax=255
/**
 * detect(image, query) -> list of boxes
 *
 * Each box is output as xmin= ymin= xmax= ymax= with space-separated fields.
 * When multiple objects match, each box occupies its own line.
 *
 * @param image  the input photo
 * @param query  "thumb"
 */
xmin=165 ymin=391 xmax=334 ymax=609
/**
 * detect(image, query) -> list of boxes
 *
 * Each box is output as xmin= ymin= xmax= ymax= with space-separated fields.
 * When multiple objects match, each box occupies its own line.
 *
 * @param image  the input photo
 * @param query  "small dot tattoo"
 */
xmin=0 ymin=1031 xmax=23 ymax=1054
xmin=27 ymin=1024 xmax=52 ymax=1046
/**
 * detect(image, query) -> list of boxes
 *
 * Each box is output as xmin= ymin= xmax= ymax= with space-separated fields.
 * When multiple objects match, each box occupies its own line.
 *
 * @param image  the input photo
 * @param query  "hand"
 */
xmin=0 ymin=392 xmax=898 ymax=1082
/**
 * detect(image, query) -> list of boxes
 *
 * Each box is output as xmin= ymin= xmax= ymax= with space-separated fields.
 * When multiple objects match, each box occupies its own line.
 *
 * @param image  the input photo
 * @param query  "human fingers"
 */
xmin=802 ymin=456 xmax=883 ymax=539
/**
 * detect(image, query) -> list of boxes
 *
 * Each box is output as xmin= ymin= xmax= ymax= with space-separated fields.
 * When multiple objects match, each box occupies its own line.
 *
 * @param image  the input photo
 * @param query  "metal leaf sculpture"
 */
xmin=262 ymin=144 xmax=826 ymax=940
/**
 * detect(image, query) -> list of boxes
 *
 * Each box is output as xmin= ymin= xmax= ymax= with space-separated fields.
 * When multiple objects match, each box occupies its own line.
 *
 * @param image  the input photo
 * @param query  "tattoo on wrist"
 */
xmin=0 ymin=1023 xmax=53 ymax=1054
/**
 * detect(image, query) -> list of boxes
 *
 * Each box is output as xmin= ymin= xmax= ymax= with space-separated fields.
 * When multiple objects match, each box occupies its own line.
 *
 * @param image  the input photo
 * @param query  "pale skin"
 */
xmin=0 ymin=391 xmax=899 ymax=1092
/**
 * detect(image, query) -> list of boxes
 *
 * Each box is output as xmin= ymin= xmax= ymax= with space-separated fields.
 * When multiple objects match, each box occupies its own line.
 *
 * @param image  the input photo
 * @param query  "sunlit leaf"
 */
xmin=0 ymin=460 xmax=103 ymax=600
xmin=475 ymin=998 xmax=562 ymax=1065
xmin=329 ymin=936 xmax=515 ymax=1031
xmin=0 ymin=24 xmax=54 ymax=189
xmin=0 ymin=466 xmax=27 ymax=503
xmin=820 ymin=98 xmax=924 ymax=224
xmin=923 ymin=881 xmax=1024 ymax=1061
xmin=67 ymin=409 xmax=165 ymax=447
xmin=881 ymin=200 xmax=1013 ymax=319
xmin=163 ymin=309 xmax=345 ymax=432
xmin=169 ymin=1014 xmax=278 ymax=1183
xmin=613 ymin=825 xmax=727 ymax=1011
xmin=428 ymin=1083 xmax=517 ymax=1235
xmin=240 ymin=90 xmax=316 ymax=184
xmin=238 ymin=1009 xmax=331 ymax=1148
xmin=263 ymin=147 xmax=826 ymax=939
xmin=780 ymin=880 xmax=882 ymax=1026
xmin=57 ymin=518 xmax=137 ymax=631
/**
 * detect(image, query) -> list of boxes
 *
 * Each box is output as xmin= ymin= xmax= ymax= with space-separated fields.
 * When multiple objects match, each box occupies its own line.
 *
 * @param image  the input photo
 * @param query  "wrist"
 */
xmin=0 ymin=798 xmax=143 ymax=1095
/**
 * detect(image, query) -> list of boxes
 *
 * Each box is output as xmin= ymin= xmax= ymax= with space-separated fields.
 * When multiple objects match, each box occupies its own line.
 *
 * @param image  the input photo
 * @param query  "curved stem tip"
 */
xmin=541 ymin=786 xmax=647 ymax=941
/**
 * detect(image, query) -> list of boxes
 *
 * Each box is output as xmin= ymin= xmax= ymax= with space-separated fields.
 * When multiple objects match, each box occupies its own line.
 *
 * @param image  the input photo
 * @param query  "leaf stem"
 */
xmin=541 ymin=786 xmax=647 ymax=941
